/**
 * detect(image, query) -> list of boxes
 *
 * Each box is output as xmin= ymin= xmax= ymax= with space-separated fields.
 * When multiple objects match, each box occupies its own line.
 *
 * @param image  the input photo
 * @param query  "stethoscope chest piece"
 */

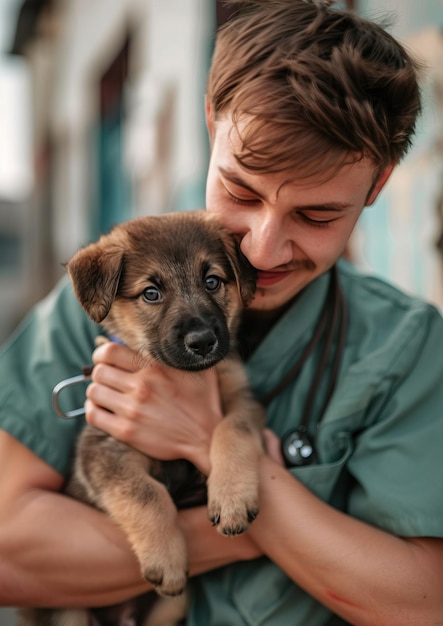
xmin=281 ymin=427 xmax=315 ymax=467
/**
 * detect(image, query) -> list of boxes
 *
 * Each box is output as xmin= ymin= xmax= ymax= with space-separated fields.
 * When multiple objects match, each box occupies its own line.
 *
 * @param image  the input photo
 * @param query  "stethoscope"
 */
xmin=53 ymin=338 xmax=122 ymax=419
xmin=260 ymin=265 xmax=347 ymax=468
xmin=53 ymin=266 xmax=347 ymax=469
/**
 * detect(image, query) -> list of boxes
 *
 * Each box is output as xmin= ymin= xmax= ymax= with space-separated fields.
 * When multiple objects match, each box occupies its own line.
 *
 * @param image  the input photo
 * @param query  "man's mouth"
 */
xmin=256 ymin=271 xmax=293 ymax=287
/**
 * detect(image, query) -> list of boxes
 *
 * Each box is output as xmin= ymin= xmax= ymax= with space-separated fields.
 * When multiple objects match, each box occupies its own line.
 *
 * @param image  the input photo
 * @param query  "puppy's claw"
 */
xmin=143 ymin=566 xmax=163 ymax=588
xmin=210 ymin=513 xmax=221 ymax=527
xmin=143 ymin=566 xmax=188 ymax=598
xmin=208 ymin=503 xmax=259 ymax=536
xmin=221 ymin=523 xmax=247 ymax=536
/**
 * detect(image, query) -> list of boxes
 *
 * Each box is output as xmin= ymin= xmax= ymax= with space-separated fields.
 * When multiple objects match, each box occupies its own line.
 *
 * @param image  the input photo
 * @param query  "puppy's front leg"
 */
xmin=74 ymin=429 xmax=188 ymax=597
xmin=100 ymin=471 xmax=188 ymax=597
xmin=207 ymin=359 xmax=265 ymax=535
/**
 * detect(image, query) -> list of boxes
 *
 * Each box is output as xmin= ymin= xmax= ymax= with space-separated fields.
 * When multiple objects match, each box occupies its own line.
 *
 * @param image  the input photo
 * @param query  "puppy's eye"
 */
xmin=142 ymin=286 xmax=162 ymax=303
xmin=205 ymin=275 xmax=222 ymax=292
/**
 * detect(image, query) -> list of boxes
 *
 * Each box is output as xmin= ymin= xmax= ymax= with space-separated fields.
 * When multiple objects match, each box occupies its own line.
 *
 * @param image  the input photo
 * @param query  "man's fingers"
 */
xmin=90 ymin=363 xmax=135 ymax=393
xmin=84 ymin=399 xmax=121 ymax=436
xmin=92 ymin=341 xmax=140 ymax=372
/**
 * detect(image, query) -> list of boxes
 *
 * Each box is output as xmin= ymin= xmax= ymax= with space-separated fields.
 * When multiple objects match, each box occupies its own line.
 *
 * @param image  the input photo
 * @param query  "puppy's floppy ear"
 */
xmin=224 ymin=236 xmax=257 ymax=306
xmin=67 ymin=238 xmax=124 ymax=323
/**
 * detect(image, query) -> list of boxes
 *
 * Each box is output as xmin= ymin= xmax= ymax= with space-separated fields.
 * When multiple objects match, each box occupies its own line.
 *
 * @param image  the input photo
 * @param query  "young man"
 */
xmin=1 ymin=1 xmax=443 ymax=624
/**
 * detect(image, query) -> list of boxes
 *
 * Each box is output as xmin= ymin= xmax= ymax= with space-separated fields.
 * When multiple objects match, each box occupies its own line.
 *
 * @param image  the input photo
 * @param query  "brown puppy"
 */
xmin=19 ymin=211 xmax=265 ymax=626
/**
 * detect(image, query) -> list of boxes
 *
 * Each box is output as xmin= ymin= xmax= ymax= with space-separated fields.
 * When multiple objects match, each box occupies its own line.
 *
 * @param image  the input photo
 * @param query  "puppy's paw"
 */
xmin=207 ymin=464 xmax=260 ymax=536
xmin=143 ymin=563 xmax=188 ymax=597
xmin=137 ymin=529 xmax=189 ymax=597
xmin=207 ymin=490 xmax=259 ymax=536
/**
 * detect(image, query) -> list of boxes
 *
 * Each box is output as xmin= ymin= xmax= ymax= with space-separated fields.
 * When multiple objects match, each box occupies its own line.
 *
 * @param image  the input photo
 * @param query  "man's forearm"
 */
xmin=249 ymin=455 xmax=443 ymax=626
xmin=0 ymin=489 xmax=150 ymax=607
xmin=178 ymin=505 xmax=261 ymax=578
xmin=0 ymin=489 xmax=259 ymax=608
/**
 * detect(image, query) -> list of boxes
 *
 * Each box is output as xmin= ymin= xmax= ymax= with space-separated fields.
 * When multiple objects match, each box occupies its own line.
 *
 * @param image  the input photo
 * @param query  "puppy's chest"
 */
xmin=71 ymin=427 xmax=207 ymax=510
xmin=151 ymin=458 xmax=208 ymax=509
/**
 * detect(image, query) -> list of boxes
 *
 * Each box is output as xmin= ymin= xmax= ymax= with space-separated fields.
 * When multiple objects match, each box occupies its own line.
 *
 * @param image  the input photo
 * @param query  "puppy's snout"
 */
xmin=164 ymin=312 xmax=229 ymax=370
xmin=185 ymin=328 xmax=217 ymax=357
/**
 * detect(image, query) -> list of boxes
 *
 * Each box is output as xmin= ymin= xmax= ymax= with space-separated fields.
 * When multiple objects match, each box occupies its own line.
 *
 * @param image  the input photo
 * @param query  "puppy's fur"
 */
xmin=19 ymin=211 xmax=265 ymax=626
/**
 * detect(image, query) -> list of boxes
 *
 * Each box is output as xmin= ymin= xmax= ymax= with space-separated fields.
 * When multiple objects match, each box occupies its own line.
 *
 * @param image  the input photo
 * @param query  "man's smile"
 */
xmin=256 ymin=271 xmax=294 ymax=287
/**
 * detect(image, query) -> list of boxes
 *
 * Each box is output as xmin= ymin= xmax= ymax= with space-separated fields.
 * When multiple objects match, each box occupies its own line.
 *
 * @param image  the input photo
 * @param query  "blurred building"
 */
xmin=2 ymin=0 xmax=219 ymax=343
xmin=0 ymin=196 xmax=29 ymax=344
xmin=352 ymin=0 xmax=443 ymax=308
xmin=1 ymin=0 xmax=442 ymax=348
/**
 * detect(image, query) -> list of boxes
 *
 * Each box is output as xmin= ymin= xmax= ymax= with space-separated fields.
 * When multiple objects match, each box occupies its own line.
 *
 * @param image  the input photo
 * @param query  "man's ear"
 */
xmin=365 ymin=164 xmax=395 ymax=206
xmin=205 ymin=95 xmax=215 ymax=142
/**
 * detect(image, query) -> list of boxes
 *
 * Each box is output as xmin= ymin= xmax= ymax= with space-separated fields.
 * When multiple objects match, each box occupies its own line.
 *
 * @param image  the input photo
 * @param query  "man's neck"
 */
xmin=237 ymin=302 xmax=293 ymax=360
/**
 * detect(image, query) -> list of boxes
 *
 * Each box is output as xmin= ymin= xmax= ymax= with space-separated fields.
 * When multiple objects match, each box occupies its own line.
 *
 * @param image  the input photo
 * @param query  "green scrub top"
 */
xmin=1 ymin=259 xmax=443 ymax=625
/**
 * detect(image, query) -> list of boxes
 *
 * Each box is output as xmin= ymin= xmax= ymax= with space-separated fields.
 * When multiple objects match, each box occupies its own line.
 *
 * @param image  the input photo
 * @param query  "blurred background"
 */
xmin=0 ymin=1 xmax=442 ymax=623
xmin=0 ymin=0 xmax=442 ymax=350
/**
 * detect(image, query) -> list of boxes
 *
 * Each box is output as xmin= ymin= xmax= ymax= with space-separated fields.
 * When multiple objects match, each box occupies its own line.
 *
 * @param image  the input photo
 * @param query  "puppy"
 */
xmin=19 ymin=211 xmax=265 ymax=626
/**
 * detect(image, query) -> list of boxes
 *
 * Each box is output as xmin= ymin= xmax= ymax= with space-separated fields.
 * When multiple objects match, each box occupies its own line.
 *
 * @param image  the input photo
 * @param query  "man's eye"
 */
xmin=227 ymin=191 xmax=259 ymax=205
xmin=142 ymin=286 xmax=162 ymax=302
xmin=205 ymin=275 xmax=222 ymax=292
xmin=299 ymin=214 xmax=337 ymax=228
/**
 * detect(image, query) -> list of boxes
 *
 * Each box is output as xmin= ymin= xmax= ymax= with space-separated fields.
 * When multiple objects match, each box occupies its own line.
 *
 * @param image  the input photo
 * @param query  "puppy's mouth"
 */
xmin=155 ymin=344 xmax=227 ymax=372
xmin=154 ymin=327 xmax=230 ymax=372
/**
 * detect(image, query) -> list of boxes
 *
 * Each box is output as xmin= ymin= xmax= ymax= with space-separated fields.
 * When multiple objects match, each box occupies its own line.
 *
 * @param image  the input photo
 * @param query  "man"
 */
xmin=1 ymin=1 xmax=443 ymax=624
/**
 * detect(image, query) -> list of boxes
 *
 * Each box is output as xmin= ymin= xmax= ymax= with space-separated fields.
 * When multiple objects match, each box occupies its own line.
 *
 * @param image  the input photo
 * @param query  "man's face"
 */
xmin=206 ymin=114 xmax=388 ymax=313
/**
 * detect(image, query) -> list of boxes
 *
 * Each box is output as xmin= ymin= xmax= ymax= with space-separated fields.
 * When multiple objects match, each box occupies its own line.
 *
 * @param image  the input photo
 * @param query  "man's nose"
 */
xmin=239 ymin=214 xmax=294 ymax=270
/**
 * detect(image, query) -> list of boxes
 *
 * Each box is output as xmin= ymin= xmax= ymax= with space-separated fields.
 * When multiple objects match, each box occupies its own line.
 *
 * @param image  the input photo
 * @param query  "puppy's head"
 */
xmin=67 ymin=211 xmax=256 ymax=370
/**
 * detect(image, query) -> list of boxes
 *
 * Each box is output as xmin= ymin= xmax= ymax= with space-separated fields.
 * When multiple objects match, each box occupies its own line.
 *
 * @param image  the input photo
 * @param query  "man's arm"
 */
xmin=84 ymin=342 xmax=443 ymax=625
xmin=248 ymin=454 xmax=443 ymax=626
xmin=0 ymin=431 xmax=259 ymax=608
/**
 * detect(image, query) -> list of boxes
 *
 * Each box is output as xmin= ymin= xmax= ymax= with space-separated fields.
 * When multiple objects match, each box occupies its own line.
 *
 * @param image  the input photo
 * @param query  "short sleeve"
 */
xmin=0 ymin=278 xmax=100 ymax=476
xmin=346 ymin=304 xmax=443 ymax=537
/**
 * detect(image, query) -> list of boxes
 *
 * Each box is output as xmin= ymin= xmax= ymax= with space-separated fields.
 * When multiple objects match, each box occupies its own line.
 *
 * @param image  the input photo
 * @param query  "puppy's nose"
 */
xmin=185 ymin=329 xmax=217 ymax=356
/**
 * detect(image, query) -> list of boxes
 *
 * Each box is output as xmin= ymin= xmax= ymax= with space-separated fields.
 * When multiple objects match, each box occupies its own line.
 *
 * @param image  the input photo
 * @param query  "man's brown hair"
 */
xmin=207 ymin=0 xmax=422 ymax=177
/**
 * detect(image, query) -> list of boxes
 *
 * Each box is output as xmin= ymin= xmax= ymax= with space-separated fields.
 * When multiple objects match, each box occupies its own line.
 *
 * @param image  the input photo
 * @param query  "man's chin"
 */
xmin=248 ymin=288 xmax=297 ymax=312
xmin=248 ymin=273 xmax=315 ymax=311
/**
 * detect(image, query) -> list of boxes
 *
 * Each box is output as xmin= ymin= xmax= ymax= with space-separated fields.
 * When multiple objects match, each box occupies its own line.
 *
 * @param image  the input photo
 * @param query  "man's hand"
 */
xmin=85 ymin=342 xmax=224 ymax=475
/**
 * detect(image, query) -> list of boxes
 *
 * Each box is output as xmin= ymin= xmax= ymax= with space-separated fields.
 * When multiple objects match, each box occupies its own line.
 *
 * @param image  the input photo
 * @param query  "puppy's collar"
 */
xmin=108 ymin=335 xmax=126 ymax=346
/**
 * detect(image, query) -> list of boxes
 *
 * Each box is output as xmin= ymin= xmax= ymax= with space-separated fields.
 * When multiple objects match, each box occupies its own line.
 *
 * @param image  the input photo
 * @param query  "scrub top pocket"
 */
xmin=289 ymin=432 xmax=353 ymax=501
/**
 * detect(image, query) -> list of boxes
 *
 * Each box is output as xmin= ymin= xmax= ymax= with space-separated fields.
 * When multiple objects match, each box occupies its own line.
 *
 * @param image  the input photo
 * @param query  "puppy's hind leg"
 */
xmin=53 ymin=609 xmax=90 ymax=626
xmin=143 ymin=593 xmax=188 ymax=626
xmin=16 ymin=608 xmax=89 ymax=626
